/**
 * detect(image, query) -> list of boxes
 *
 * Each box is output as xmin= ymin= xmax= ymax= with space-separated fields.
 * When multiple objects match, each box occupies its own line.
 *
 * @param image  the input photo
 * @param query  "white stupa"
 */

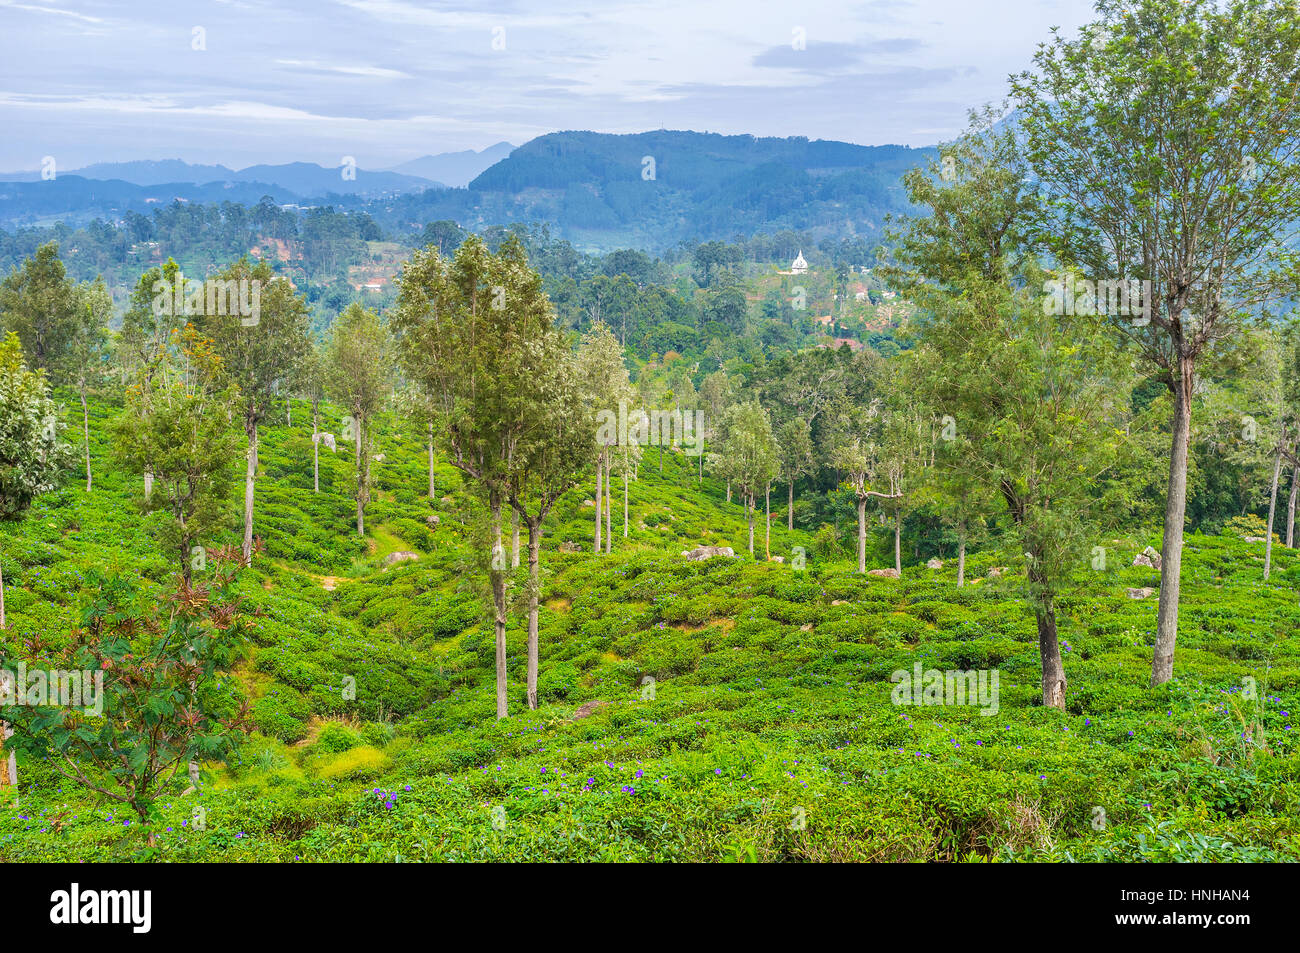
xmin=791 ymin=250 xmax=808 ymax=274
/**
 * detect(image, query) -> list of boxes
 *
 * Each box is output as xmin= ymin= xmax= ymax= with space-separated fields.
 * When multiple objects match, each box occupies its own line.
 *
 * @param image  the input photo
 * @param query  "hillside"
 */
xmin=1 ymin=392 xmax=1295 ymax=862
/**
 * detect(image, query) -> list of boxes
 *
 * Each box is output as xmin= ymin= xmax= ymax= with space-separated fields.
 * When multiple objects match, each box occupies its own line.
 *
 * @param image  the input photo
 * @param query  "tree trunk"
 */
xmin=1264 ymin=424 xmax=1287 ymax=580
xmin=243 ymin=421 xmax=258 ymax=562
xmin=80 ymin=387 xmax=92 ymax=491
xmin=605 ymin=456 xmax=612 ymax=554
xmin=1025 ymin=552 xmax=1066 ymax=708
xmin=856 ymin=497 xmax=867 ymax=573
xmin=698 ymin=439 xmax=704 ymax=485
xmin=764 ymin=484 xmax=771 ymax=560
xmin=1287 ymin=454 xmax=1298 ymax=549
xmin=593 ymin=454 xmax=603 ymax=553
xmin=0 ymin=561 xmax=10 ymax=792
xmin=312 ymin=409 xmax=319 ymax=493
xmin=427 ymin=423 xmax=436 ymax=499
xmin=1 ymin=723 xmax=15 ymax=793
xmin=727 ymin=480 xmax=732 ymax=503
xmin=788 ymin=481 xmax=794 ymax=530
xmin=356 ymin=415 xmax=368 ymax=537
xmin=144 ymin=469 xmax=153 ymax=502
xmin=511 ymin=509 xmax=520 ymax=569
xmin=1152 ymin=355 xmax=1194 ymax=686
xmin=746 ymin=493 xmax=755 ymax=555
xmin=957 ymin=523 xmax=967 ymax=588
xmin=490 ymin=499 xmax=508 ymax=720
xmin=894 ymin=510 xmax=902 ymax=575
xmin=526 ymin=520 xmax=543 ymax=710
xmin=623 ymin=459 xmax=629 ymax=538
xmin=1036 ymin=600 xmax=1067 ymax=709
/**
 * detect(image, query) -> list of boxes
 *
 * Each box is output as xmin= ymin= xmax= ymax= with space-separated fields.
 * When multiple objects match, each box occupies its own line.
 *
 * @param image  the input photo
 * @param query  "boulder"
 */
xmin=373 ymin=453 xmax=385 ymax=463
xmin=573 ymin=699 xmax=609 ymax=721
xmin=425 ymin=513 xmax=440 ymax=527
xmin=559 ymin=540 xmax=581 ymax=553
xmin=682 ymin=545 xmax=736 ymax=561
xmin=868 ymin=568 xmax=900 ymax=578
xmin=582 ymin=499 xmax=596 ymax=507
xmin=1126 ymin=586 xmax=1157 ymax=600
xmin=987 ymin=566 xmax=1008 ymax=578
xmin=831 ymin=599 xmax=849 ymax=606
xmin=770 ymin=555 xmax=785 ymax=563
xmin=926 ymin=558 xmax=943 ymax=569
xmin=1244 ymin=536 xmax=1267 ymax=543
xmin=1133 ymin=546 xmax=1162 ymax=570
xmin=383 ymin=551 xmax=419 ymax=567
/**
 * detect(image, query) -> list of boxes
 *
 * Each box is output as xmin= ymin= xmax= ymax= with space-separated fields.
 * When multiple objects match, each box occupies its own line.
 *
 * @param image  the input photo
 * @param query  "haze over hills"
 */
xmin=0 ymin=158 xmax=443 ymax=194
xmin=0 ymin=130 xmax=935 ymax=252
xmin=384 ymin=142 xmax=516 ymax=188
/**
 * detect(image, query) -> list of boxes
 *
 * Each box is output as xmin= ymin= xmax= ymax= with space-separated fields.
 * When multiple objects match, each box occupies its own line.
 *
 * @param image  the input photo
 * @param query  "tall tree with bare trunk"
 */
xmin=1012 ymin=0 xmax=1300 ymax=686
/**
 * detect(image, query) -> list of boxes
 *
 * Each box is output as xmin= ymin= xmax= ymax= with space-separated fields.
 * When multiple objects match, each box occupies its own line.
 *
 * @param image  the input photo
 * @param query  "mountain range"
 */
xmin=0 ymin=131 xmax=934 ymax=251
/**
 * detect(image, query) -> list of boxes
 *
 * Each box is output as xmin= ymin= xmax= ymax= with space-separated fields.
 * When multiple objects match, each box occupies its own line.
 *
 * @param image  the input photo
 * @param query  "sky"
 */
xmin=0 ymin=0 xmax=1097 ymax=172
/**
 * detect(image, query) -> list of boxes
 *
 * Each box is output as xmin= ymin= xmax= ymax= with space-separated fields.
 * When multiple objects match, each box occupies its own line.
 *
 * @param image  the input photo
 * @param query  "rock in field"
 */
xmin=1133 ymin=546 xmax=1162 ymax=570
xmin=1126 ymin=586 xmax=1157 ymax=599
xmin=868 ymin=568 xmax=900 ymax=578
xmin=926 ymin=558 xmax=943 ymax=569
xmin=383 ymin=551 xmax=419 ymax=567
xmin=682 ymin=545 xmax=736 ymax=561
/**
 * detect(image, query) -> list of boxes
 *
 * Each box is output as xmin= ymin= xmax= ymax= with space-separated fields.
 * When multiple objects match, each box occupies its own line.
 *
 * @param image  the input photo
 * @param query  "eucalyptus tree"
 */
xmin=324 ymin=303 xmax=393 ymax=537
xmin=68 ymin=279 xmax=113 ymax=491
xmin=0 ymin=241 xmax=78 ymax=375
xmin=112 ymin=330 xmax=241 ymax=585
xmin=881 ymin=109 xmax=1132 ymax=709
xmin=507 ymin=334 xmax=593 ymax=710
xmin=777 ymin=417 xmax=814 ymax=530
xmin=1011 ymin=0 xmax=1300 ymax=685
xmin=576 ymin=321 xmax=631 ymax=554
xmin=193 ymin=258 xmax=310 ymax=562
xmin=710 ymin=400 xmax=778 ymax=556
xmin=394 ymin=233 xmax=561 ymax=719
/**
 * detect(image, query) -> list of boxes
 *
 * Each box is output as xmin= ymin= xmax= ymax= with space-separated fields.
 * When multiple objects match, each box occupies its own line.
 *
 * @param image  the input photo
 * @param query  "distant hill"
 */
xmin=0 ymin=175 xmax=302 ymax=223
xmin=68 ymin=159 xmax=239 ymax=187
xmin=0 ymin=131 xmax=935 ymax=250
xmin=0 ymin=158 xmax=441 ymax=201
xmin=377 ymin=130 xmax=935 ymax=251
xmin=385 ymin=142 xmax=515 ymax=188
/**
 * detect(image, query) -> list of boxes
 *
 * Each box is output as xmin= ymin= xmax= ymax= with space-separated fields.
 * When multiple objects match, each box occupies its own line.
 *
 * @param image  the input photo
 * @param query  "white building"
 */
xmin=791 ymin=250 xmax=808 ymax=275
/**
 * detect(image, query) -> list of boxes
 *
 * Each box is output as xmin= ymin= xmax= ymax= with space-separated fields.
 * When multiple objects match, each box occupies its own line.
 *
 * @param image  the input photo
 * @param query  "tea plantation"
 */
xmin=1 ymin=395 xmax=1296 ymax=862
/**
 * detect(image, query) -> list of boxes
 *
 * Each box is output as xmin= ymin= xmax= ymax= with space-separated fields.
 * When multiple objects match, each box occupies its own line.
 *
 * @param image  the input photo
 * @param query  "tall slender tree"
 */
xmin=194 ymin=259 xmax=310 ymax=562
xmin=881 ymin=109 xmax=1132 ymax=709
xmin=324 ymin=303 xmax=393 ymax=537
xmin=1012 ymin=0 xmax=1300 ymax=685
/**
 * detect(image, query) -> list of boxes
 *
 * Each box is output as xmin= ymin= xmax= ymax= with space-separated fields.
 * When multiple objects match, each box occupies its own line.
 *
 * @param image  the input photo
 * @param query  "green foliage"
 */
xmin=0 ymin=332 xmax=70 ymax=519
xmin=1 ymin=554 xmax=253 ymax=823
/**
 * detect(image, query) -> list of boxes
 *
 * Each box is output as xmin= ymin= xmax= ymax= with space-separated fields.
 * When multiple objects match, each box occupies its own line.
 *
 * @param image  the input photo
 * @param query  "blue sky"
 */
xmin=0 ymin=0 xmax=1096 ymax=171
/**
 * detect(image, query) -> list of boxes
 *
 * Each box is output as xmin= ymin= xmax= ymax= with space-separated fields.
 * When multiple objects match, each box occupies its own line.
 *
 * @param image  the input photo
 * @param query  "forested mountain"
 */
xmin=0 ymin=131 xmax=932 ymax=252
